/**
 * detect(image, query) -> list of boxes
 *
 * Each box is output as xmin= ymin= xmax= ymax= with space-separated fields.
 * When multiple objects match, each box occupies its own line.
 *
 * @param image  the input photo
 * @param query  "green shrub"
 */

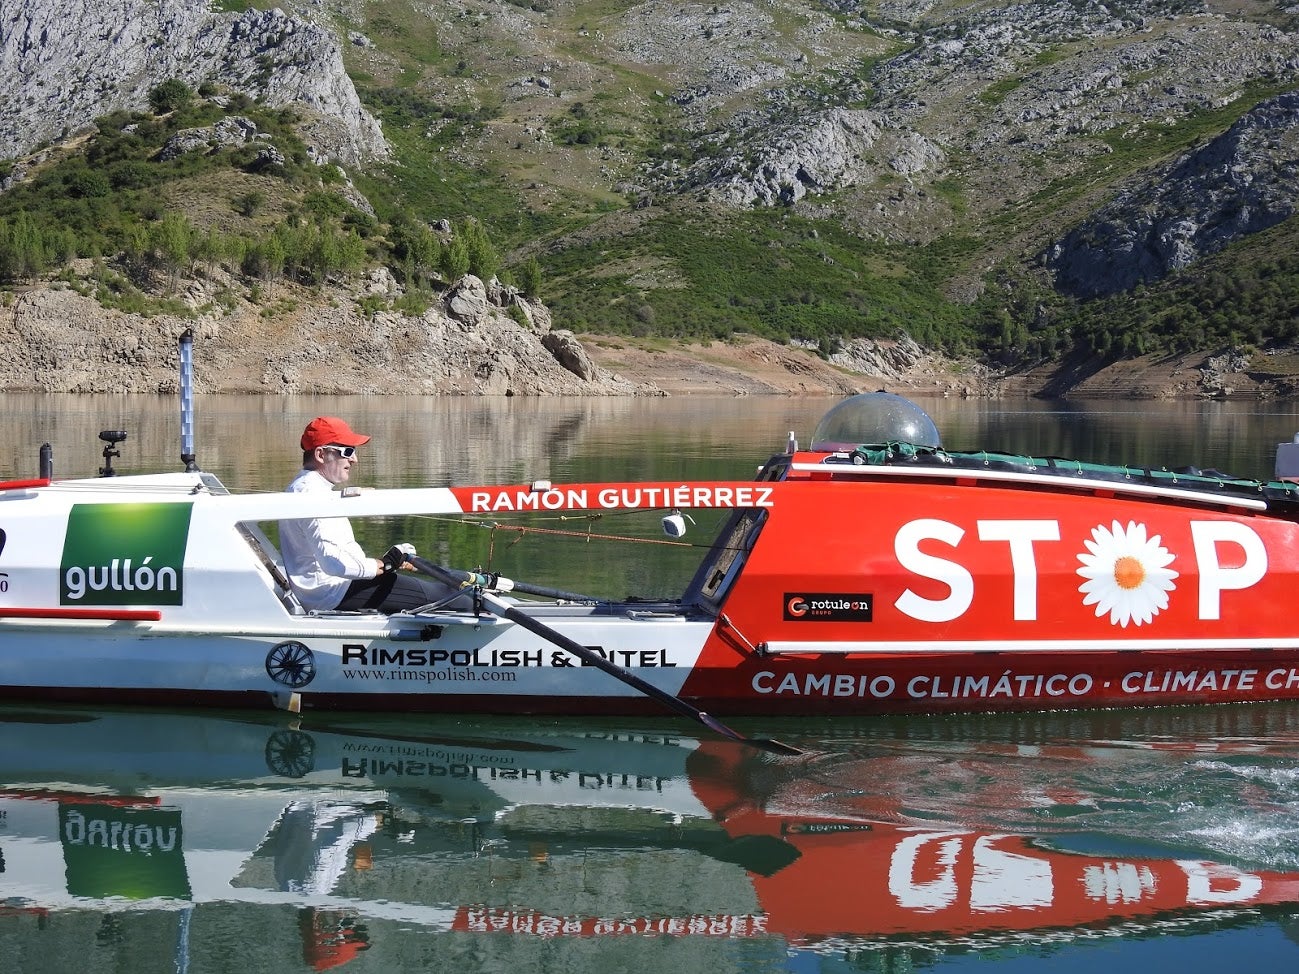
xmin=518 ymin=256 xmax=542 ymax=298
xmin=0 ymin=212 xmax=52 ymax=281
xmin=148 ymin=79 xmax=194 ymax=115
xmin=235 ymin=190 xmax=266 ymax=217
xmin=439 ymin=235 xmax=470 ymax=283
xmin=65 ymin=168 xmax=111 ymax=199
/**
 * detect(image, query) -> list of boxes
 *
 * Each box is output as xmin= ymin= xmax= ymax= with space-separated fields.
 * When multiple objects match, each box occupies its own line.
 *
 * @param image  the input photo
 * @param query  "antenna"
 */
xmin=179 ymin=329 xmax=197 ymax=471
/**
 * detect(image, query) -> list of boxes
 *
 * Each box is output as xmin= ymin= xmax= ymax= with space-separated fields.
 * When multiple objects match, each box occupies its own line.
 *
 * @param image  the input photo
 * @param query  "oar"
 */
xmin=411 ymin=557 xmax=801 ymax=756
xmin=428 ymin=564 xmax=601 ymax=604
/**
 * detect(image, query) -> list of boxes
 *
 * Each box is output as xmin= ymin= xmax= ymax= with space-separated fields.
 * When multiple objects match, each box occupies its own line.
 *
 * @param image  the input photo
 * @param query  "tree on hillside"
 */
xmin=460 ymin=218 xmax=500 ymax=281
xmin=152 ymin=212 xmax=194 ymax=286
xmin=0 ymin=212 xmax=51 ymax=281
xmin=390 ymin=221 xmax=440 ymax=287
xmin=439 ymin=235 xmax=471 ymax=283
xmin=518 ymin=256 xmax=542 ymax=299
xmin=149 ymin=79 xmax=194 ymax=115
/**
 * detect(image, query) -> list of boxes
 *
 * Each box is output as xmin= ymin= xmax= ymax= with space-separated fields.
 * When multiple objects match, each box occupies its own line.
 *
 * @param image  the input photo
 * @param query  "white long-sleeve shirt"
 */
xmin=279 ymin=468 xmax=378 ymax=610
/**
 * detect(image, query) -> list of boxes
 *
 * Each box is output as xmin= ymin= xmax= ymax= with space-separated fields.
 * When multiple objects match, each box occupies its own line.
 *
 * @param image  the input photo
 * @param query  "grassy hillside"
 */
xmin=333 ymin=0 xmax=1299 ymax=362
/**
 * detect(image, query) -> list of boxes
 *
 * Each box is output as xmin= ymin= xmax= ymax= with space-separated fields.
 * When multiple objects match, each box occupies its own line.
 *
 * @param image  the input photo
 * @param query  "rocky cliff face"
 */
xmin=700 ymin=108 xmax=946 ymax=207
xmin=1048 ymin=92 xmax=1299 ymax=297
xmin=0 ymin=0 xmax=386 ymax=166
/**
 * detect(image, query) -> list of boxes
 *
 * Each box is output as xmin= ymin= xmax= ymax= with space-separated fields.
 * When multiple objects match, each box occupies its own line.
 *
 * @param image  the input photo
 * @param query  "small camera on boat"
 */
xmin=98 ymin=429 xmax=128 ymax=478
xmin=662 ymin=510 xmax=693 ymax=538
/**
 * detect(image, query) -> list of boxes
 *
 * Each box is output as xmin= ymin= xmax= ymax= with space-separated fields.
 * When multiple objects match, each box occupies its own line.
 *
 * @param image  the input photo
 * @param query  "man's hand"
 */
xmin=381 ymin=543 xmax=417 ymax=573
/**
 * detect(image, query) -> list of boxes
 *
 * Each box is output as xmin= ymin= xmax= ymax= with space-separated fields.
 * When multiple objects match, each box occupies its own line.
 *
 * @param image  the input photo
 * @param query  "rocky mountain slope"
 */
xmin=0 ymin=0 xmax=385 ymax=166
xmin=1049 ymin=91 xmax=1299 ymax=297
xmin=4 ymin=0 xmax=1299 ymax=397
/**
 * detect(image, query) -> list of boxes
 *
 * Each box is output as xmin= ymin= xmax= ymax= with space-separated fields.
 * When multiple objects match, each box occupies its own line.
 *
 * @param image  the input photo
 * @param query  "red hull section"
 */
xmin=715 ymin=476 xmax=1299 ymax=650
xmin=458 ymin=464 xmax=1299 ymax=714
xmin=682 ymin=647 xmax=1299 ymax=715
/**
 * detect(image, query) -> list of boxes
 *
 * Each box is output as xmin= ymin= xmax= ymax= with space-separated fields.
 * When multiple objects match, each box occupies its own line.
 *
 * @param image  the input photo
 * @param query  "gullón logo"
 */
xmin=60 ymin=503 xmax=192 ymax=606
xmin=784 ymin=592 xmax=874 ymax=622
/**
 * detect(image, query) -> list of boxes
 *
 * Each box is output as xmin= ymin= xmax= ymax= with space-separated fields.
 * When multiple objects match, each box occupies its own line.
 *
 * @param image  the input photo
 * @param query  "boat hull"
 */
xmin=4 ymin=618 xmax=1299 ymax=716
xmin=8 ymin=457 xmax=1299 ymax=719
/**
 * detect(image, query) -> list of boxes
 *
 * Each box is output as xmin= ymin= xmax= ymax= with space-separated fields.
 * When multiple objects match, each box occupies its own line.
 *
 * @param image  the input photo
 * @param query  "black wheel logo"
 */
xmin=266 ymin=641 xmax=316 ymax=688
xmin=265 ymin=729 xmax=316 ymax=777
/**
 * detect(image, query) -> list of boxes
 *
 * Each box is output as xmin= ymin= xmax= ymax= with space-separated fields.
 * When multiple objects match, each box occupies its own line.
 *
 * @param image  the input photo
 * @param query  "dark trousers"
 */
xmin=337 ymin=573 xmax=470 ymax=613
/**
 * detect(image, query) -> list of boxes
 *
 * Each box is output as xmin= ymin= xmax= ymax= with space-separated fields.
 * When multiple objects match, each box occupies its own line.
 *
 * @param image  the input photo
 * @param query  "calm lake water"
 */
xmin=5 ymin=392 xmax=1299 ymax=973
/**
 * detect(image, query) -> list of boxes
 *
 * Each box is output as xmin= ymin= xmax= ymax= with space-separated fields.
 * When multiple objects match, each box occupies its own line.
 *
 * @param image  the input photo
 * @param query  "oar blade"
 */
xmin=694 ymin=711 xmax=802 ymax=755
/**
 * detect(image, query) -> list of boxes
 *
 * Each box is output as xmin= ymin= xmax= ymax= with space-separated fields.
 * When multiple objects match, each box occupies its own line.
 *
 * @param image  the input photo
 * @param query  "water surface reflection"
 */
xmin=8 ymin=394 xmax=1299 ymax=487
xmin=4 ymin=704 xmax=1299 ymax=971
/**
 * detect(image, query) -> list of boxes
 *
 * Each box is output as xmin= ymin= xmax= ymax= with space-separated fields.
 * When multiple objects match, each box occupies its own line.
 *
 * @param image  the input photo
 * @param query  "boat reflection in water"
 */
xmin=3 ymin=705 xmax=1299 ymax=971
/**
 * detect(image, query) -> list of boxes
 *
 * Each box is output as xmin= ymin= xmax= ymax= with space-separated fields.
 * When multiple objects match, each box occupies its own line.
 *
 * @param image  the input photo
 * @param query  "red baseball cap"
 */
xmin=301 ymin=416 xmax=371 ymax=451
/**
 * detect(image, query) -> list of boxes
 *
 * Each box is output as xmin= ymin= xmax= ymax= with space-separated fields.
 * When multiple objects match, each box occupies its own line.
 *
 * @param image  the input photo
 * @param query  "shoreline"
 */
xmin=581 ymin=335 xmax=1299 ymax=402
xmin=5 ymin=281 xmax=1296 ymax=400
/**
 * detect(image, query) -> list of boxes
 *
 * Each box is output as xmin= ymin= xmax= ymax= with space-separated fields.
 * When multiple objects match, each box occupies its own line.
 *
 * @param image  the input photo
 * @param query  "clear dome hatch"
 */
xmin=810 ymin=392 xmax=942 ymax=451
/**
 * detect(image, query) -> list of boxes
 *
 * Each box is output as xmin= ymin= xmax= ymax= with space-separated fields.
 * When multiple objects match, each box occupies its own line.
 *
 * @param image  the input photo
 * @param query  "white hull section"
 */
xmin=0 ymin=610 xmax=714 ymax=705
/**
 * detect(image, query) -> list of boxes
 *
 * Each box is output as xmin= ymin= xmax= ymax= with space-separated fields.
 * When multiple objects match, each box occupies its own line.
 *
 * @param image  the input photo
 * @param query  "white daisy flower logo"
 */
xmin=1076 ymin=520 xmax=1179 ymax=628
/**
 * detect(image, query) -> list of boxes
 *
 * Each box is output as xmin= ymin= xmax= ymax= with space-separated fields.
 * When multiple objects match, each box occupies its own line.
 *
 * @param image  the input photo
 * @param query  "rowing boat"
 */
xmin=4 ymin=339 xmax=1299 ymax=736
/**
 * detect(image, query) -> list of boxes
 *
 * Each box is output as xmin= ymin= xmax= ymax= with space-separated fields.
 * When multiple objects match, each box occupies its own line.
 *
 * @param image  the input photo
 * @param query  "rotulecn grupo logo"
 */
xmin=783 ymin=592 xmax=874 ymax=622
xmin=60 ymin=503 xmax=193 ymax=606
